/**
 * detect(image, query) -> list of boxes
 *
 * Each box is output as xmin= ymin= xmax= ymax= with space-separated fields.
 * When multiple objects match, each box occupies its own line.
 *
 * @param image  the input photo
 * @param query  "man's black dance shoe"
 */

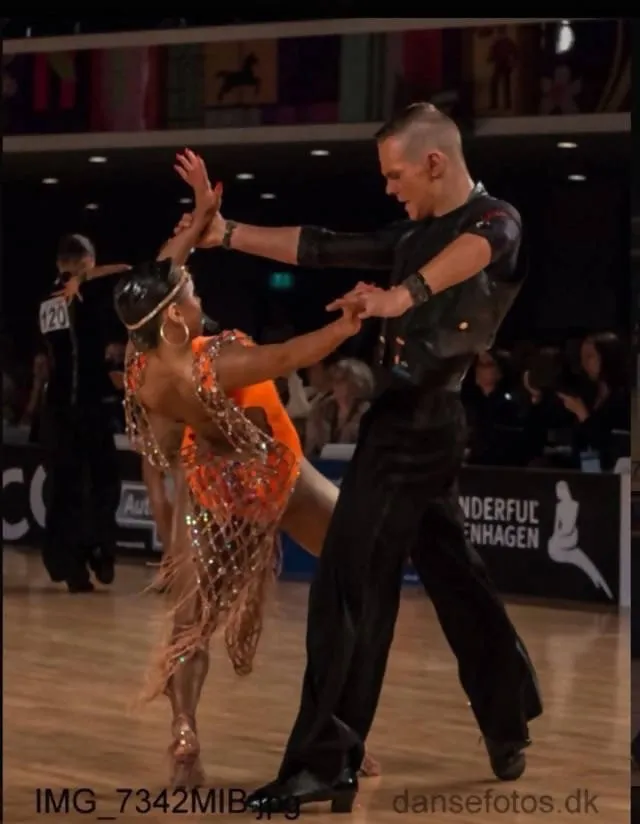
xmin=88 ymin=545 xmax=115 ymax=585
xmin=485 ymin=737 xmax=530 ymax=781
xmin=245 ymin=767 xmax=358 ymax=815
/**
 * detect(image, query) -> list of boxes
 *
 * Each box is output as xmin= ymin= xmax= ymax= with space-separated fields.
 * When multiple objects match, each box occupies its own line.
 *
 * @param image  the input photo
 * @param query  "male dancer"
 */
xmin=174 ymin=106 xmax=542 ymax=815
xmin=39 ymin=234 xmax=129 ymax=592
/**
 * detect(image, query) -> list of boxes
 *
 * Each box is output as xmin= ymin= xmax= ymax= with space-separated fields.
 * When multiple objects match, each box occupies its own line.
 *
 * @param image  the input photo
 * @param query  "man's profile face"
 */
xmin=377 ymin=135 xmax=444 ymax=221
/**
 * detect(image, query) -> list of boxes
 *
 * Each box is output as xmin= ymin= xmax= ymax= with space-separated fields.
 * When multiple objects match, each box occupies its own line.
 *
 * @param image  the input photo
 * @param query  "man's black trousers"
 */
xmin=278 ymin=388 xmax=542 ymax=782
xmin=41 ymin=402 xmax=120 ymax=584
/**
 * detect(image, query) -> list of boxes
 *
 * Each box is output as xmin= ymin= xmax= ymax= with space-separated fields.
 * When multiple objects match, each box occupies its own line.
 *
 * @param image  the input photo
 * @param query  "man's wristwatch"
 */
xmin=402 ymin=273 xmax=432 ymax=306
xmin=222 ymin=220 xmax=238 ymax=250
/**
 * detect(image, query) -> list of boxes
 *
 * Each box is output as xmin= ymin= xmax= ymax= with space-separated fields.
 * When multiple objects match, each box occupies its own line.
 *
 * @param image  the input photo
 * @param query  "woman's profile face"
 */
xmin=580 ymin=339 xmax=601 ymax=382
xmin=332 ymin=373 xmax=354 ymax=405
xmin=475 ymin=352 xmax=500 ymax=388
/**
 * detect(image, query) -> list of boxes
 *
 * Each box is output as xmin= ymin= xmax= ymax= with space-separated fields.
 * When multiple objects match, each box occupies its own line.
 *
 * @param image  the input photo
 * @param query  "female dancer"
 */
xmin=115 ymin=191 xmax=377 ymax=785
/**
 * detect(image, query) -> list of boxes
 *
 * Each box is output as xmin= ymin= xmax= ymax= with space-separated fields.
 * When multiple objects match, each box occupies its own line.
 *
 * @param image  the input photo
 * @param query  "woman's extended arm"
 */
xmin=157 ymin=310 xmax=362 ymax=437
xmin=157 ymin=174 xmax=221 ymax=265
xmin=215 ymin=311 xmax=360 ymax=393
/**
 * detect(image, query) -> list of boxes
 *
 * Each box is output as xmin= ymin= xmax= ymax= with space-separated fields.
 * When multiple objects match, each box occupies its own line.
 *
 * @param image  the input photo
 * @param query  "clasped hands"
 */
xmin=326 ymin=281 xmax=413 ymax=320
xmin=174 ymin=149 xmax=225 ymax=246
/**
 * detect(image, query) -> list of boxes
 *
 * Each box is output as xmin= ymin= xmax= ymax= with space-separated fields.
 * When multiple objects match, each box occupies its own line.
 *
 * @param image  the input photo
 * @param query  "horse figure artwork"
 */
xmin=217 ymin=53 xmax=260 ymax=102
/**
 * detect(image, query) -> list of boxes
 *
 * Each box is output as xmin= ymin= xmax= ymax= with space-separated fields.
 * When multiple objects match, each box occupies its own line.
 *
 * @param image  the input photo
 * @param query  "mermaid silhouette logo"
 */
xmin=547 ymin=480 xmax=613 ymax=599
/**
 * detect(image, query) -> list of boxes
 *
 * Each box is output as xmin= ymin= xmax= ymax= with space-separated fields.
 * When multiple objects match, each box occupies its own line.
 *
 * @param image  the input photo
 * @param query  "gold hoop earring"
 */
xmin=160 ymin=319 xmax=190 ymax=347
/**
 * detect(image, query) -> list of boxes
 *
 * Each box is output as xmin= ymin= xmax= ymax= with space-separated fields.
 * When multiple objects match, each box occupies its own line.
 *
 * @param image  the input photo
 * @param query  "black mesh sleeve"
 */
xmin=459 ymin=199 xmax=522 ymax=277
xmin=297 ymin=221 xmax=411 ymax=271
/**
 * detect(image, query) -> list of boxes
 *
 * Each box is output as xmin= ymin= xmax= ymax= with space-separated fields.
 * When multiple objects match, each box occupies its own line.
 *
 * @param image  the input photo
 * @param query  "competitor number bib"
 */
xmin=39 ymin=296 xmax=70 ymax=335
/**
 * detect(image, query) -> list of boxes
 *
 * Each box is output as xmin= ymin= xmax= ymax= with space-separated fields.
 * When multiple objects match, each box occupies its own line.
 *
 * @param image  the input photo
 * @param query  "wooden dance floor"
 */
xmin=4 ymin=548 xmax=630 ymax=822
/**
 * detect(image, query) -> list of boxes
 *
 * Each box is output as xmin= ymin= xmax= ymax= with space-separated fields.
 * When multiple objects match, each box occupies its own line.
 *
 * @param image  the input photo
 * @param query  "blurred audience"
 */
xmin=562 ymin=332 xmax=630 ymax=470
xmin=306 ymin=359 xmax=337 ymax=404
xmin=2 ymin=325 xmax=630 ymax=472
xmin=462 ymin=351 xmax=522 ymax=466
xmin=281 ymin=357 xmax=340 ymax=443
xmin=518 ymin=348 xmax=577 ymax=467
xmin=305 ymin=357 xmax=374 ymax=457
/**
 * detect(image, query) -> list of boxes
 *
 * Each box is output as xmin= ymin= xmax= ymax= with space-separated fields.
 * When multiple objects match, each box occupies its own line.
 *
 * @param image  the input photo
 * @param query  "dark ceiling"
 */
xmin=4 ymin=130 xmax=630 ymax=246
xmin=4 ymin=130 xmax=629 ymax=191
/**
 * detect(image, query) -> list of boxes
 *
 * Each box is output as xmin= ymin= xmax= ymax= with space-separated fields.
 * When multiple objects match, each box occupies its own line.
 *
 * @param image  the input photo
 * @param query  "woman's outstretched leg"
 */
xmin=279 ymin=458 xmax=381 ymax=777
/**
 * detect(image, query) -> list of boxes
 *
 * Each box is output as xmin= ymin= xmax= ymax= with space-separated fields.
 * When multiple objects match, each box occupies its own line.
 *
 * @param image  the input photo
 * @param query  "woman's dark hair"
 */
xmin=587 ymin=332 xmax=628 ymax=391
xmin=113 ymin=259 xmax=187 ymax=350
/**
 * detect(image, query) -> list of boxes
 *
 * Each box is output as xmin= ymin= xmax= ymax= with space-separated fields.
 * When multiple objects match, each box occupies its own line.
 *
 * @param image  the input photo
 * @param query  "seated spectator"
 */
xmin=558 ymin=332 xmax=630 ymax=470
xmin=305 ymin=358 xmax=373 ymax=457
xmin=305 ymin=357 xmax=338 ymax=405
xmin=517 ymin=350 xmax=577 ymax=467
xmin=462 ymin=350 xmax=523 ymax=466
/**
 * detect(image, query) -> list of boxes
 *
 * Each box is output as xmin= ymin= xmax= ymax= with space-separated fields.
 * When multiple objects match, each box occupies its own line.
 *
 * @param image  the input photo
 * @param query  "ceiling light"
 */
xmin=236 ymin=172 xmax=254 ymax=180
xmin=310 ymin=149 xmax=330 ymax=156
xmin=557 ymin=141 xmax=577 ymax=149
xmin=179 ymin=197 xmax=192 ymax=205
xmin=260 ymin=193 xmax=276 ymax=200
xmin=89 ymin=155 xmax=107 ymax=163
xmin=85 ymin=203 xmax=99 ymax=210
xmin=568 ymin=174 xmax=586 ymax=182
xmin=555 ymin=20 xmax=575 ymax=55
xmin=42 ymin=177 xmax=58 ymax=185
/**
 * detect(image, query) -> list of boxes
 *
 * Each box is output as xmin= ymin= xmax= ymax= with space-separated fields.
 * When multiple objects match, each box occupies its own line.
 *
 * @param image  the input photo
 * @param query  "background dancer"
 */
xmin=38 ymin=234 xmax=129 ymax=592
xmin=171 ymin=107 xmax=542 ymax=813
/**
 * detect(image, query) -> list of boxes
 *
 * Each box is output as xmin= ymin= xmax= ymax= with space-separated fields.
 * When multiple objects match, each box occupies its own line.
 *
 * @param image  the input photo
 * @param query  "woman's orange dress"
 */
xmin=124 ymin=330 xmax=302 ymax=691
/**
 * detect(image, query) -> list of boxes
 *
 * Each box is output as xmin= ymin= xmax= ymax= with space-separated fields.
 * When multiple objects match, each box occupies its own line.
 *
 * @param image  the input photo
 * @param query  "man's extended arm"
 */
xmin=177 ymin=211 xmax=408 ymax=272
xmin=173 ymin=150 xmax=407 ymax=271
xmin=224 ymin=221 xmax=406 ymax=271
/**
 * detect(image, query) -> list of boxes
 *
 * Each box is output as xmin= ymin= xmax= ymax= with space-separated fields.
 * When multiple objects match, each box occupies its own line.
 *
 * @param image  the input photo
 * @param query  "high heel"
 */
xmin=163 ymin=649 xmax=210 ymax=788
xmin=169 ymin=715 xmax=205 ymax=788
